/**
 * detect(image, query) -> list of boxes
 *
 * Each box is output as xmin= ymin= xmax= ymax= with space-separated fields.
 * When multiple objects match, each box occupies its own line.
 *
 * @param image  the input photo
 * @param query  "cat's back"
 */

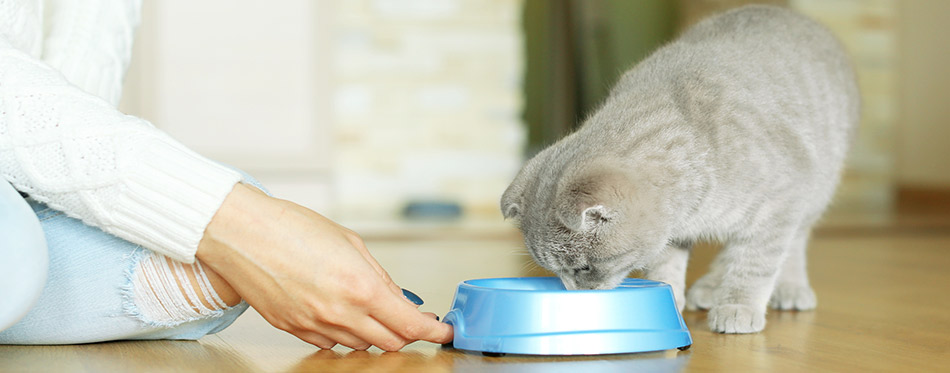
xmin=584 ymin=5 xmax=861 ymax=222
xmin=629 ymin=5 xmax=855 ymax=98
xmin=681 ymin=5 xmax=828 ymax=43
xmin=612 ymin=5 xmax=858 ymax=125
xmin=615 ymin=5 xmax=858 ymax=176
xmin=676 ymin=5 xmax=845 ymax=63
xmin=676 ymin=5 xmax=854 ymax=112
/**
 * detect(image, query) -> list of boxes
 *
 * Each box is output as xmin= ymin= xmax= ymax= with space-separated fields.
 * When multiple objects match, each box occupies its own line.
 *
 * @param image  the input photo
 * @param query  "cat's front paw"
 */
xmin=708 ymin=304 xmax=766 ymax=333
xmin=685 ymin=275 xmax=718 ymax=311
xmin=769 ymin=283 xmax=817 ymax=310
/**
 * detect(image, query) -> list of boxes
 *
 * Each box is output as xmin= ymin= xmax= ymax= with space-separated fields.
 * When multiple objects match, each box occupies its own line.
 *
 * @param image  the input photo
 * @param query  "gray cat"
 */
xmin=501 ymin=5 xmax=858 ymax=334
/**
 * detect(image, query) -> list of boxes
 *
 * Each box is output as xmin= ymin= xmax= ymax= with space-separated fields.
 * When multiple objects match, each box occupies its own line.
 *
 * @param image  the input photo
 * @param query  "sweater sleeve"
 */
xmin=0 ymin=38 xmax=241 ymax=263
xmin=41 ymin=0 xmax=140 ymax=107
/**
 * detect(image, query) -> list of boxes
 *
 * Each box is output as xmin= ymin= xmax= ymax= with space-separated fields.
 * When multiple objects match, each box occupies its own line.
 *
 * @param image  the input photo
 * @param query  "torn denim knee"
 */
xmin=125 ymin=250 xmax=233 ymax=327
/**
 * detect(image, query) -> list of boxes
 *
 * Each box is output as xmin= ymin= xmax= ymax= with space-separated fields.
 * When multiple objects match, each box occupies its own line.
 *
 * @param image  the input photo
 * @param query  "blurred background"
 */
xmin=119 ymin=0 xmax=949 ymax=233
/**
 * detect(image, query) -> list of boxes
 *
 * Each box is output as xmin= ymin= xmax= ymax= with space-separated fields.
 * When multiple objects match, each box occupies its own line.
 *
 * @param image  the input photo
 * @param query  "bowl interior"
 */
xmin=461 ymin=277 xmax=663 ymax=292
xmin=464 ymin=277 xmax=566 ymax=291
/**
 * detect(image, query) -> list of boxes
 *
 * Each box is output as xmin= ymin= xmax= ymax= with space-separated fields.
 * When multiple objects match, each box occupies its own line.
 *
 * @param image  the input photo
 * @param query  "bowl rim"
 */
xmin=458 ymin=276 xmax=668 ymax=294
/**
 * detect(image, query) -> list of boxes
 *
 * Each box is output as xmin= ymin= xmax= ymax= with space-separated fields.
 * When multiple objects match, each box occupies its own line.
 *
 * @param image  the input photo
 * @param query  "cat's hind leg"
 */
xmin=769 ymin=224 xmax=817 ymax=310
xmin=707 ymin=227 xmax=795 ymax=333
xmin=644 ymin=240 xmax=691 ymax=312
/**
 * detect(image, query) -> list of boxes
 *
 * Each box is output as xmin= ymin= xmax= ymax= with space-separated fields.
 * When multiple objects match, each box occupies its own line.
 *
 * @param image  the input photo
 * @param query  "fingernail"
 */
xmin=402 ymin=288 xmax=424 ymax=305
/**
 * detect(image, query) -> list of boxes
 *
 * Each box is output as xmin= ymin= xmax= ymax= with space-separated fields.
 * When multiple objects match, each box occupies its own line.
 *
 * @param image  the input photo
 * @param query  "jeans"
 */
xmin=0 ymin=170 xmax=264 ymax=344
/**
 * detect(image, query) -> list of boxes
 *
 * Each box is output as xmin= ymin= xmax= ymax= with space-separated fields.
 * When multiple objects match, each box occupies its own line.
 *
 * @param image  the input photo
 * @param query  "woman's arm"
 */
xmin=197 ymin=183 xmax=454 ymax=351
xmin=0 ymin=38 xmax=241 ymax=263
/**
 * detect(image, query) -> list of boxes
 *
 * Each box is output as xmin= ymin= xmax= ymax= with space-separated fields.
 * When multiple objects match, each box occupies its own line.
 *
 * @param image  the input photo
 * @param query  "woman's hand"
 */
xmin=196 ymin=183 xmax=452 ymax=351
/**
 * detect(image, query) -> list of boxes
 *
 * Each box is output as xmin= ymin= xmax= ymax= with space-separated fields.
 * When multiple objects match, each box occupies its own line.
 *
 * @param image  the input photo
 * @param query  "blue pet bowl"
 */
xmin=442 ymin=277 xmax=692 ymax=356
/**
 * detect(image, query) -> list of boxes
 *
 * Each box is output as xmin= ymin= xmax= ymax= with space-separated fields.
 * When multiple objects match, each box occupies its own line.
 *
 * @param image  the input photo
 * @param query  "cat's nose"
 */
xmin=571 ymin=265 xmax=592 ymax=275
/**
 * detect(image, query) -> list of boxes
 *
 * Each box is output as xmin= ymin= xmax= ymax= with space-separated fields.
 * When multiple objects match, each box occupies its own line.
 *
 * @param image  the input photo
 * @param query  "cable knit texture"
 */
xmin=0 ymin=0 xmax=241 ymax=263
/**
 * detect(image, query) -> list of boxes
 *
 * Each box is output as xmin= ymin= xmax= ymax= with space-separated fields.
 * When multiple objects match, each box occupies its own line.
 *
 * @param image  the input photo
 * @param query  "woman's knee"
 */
xmin=0 ymin=198 xmax=247 ymax=344
xmin=0 ymin=181 xmax=49 ymax=332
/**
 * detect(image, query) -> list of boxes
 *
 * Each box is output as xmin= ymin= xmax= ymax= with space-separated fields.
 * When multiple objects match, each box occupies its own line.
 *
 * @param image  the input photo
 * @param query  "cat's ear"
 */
xmin=500 ymin=180 xmax=523 ymax=220
xmin=554 ymin=169 xmax=623 ymax=232
xmin=502 ymin=150 xmax=552 ymax=221
xmin=502 ymin=199 xmax=521 ymax=220
xmin=557 ymin=202 xmax=614 ymax=232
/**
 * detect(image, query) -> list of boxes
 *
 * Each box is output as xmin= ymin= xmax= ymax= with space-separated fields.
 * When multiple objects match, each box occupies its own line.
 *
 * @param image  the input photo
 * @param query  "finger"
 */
xmin=293 ymin=330 xmax=337 ymax=350
xmin=313 ymin=349 xmax=343 ymax=359
xmin=346 ymin=317 xmax=411 ymax=352
xmin=378 ymin=269 xmax=404 ymax=300
xmin=352 ymin=241 xmax=397 ymax=285
xmin=344 ymin=350 xmax=372 ymax=359
xmin=421 ymin=312 xmax=439 ymax=321
xmin=370 ymin=291 xmax=454 ymax=344
xmin=316 ymin=326 xmax=373 ymax=351
xmin=351 ymin=240 xmax=415 ymax=304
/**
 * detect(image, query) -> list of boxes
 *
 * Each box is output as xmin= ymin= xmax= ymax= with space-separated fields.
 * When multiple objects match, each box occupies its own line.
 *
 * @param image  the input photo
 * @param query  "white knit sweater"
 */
xmin=0 ymin=0 xmax=242 ymax=263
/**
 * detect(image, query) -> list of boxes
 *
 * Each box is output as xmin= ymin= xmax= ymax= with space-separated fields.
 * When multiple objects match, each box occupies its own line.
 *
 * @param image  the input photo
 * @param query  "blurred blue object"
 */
xmin=402 ymin=200 xmax=462 ymax=220
xmin=442 ymin=277 xmax=692 ymax=356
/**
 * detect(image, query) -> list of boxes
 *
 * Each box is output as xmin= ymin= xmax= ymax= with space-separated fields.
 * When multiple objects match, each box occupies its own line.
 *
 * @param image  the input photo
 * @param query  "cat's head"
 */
xmin=502 ymin=159 xmax=673 ymax=290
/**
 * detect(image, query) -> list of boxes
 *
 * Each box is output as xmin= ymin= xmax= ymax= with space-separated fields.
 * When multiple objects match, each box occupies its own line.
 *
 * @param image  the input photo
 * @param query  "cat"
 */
xmin=500 ymin=5 xmax=858 ymax=334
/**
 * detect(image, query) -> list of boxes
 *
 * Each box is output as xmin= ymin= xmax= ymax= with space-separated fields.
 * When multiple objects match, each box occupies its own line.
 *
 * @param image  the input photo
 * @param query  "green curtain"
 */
xmin=521 ymin=0 xmax=677 ymax=156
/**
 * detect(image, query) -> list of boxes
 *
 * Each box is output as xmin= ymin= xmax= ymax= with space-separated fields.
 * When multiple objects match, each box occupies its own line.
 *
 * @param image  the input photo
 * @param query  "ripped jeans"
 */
xmin=0 ymin=173 xmax=263 ymax=344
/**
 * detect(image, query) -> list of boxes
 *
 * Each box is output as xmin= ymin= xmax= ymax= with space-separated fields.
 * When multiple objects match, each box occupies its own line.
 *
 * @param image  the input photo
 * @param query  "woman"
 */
xmin=0 ymin=0 xmax=450 ymax=351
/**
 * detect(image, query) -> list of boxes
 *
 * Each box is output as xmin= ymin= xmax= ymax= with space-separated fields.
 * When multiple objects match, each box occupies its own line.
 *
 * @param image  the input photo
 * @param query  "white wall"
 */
xmin=121 ymin=0 xmax=527 ymax=220
xmin=121 ymin=0 xmax=335 ymax=212
xmin=896 ymin=0 xmax=950 ymax=188
xmin=329 ymin=0 xmax=525 ymax=220
xmin=792 ymin=0 xmax=898 ymax=213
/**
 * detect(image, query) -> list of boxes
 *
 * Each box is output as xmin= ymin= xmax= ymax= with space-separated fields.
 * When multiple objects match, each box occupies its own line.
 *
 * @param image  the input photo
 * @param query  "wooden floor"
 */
xmin=2 ymin=221 xmax=950 ymax=372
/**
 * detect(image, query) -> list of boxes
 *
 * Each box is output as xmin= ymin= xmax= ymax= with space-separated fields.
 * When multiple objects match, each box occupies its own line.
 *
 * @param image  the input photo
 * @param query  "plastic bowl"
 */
xmin=442 ymin=277 xmax=692 ymax=356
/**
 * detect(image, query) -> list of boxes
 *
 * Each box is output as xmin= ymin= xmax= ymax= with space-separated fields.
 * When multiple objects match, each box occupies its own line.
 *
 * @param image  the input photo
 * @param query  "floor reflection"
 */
xmin=0 ymin=340 xmax=255 ymax=372
xmin=290 ymin=348 xmax=453 ymax=372
xmin=449 ymin=348 xmax=690 ymax=373
xmin=287 ymin=346 xmax=690 ymax=373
